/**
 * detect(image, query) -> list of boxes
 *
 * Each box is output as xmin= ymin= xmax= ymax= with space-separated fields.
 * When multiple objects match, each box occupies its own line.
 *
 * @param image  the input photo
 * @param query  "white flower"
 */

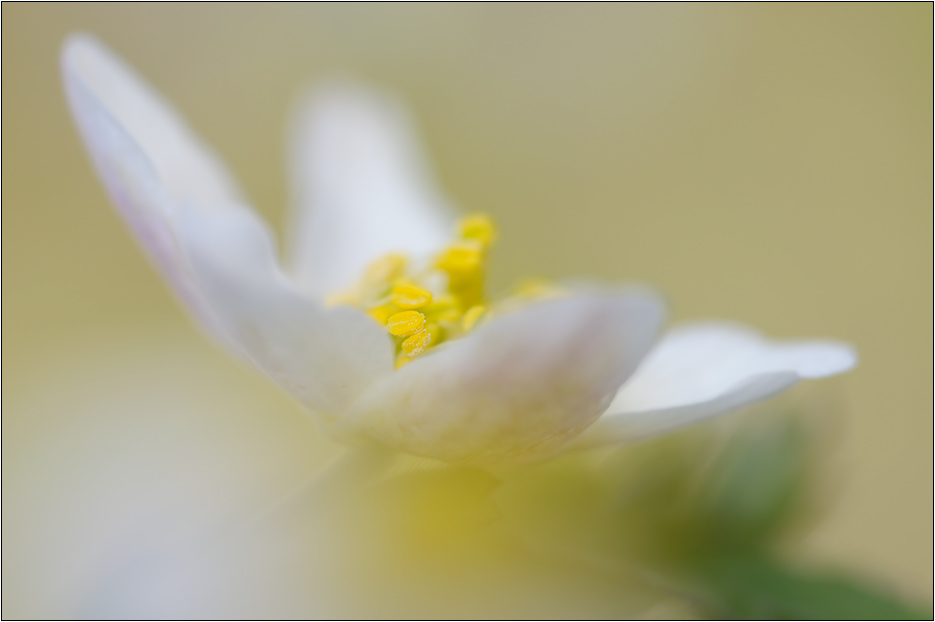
xmin=61 ymin=35 xmax=856 ymax=464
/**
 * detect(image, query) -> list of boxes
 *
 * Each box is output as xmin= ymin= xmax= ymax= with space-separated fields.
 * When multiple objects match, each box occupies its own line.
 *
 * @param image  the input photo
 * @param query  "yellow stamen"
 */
xmin=357 ymin=253 xmax=409 ymax=303
xmin=391 ymin=282 xmax=433 ymax=309
xmin=368 ymin=303 xmax=398 ymax=325
xmin=436 ymin=242 xmax=483 ymax=281
xmin=401 ymin=328 xmax=432 ymax=357
xmin=387 ymin=310 xmax=426 ymax=337
xmin=461 ymin=305 xmax=487 ymax=332
xmin=334 ymin=214 xmax=507 ymax=370
xmin=458 ymin=213 xmax=497 ymax=248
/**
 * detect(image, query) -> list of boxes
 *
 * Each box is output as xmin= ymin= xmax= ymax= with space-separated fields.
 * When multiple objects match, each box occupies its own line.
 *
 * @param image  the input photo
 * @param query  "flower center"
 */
xmin=330 ymin=213 xmax=562 ymax=369
xmin=327 ymin=213 xmax=497 ymax=368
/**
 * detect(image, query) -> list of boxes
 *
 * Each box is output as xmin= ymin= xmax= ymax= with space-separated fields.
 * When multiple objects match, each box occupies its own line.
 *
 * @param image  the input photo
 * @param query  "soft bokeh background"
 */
xmin=3 ymin=3 xmax=931 ymax=616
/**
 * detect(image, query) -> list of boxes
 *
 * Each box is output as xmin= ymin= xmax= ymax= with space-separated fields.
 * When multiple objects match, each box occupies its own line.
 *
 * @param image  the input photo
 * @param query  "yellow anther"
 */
xmin=391 ymin=282 xmax=433 ymax=309
xmin=458 ymin=213 xmax=497 ymax=248
xmin=461 ymin=305 xmax=487 ymax=332
xmin=339 ymin=216 xmax=502 ymax=371
xmin=367 ymin=303 xmax=398 ymax=325
xmin=386 ymin=310 xmax=426 ymax=337
xmin=401 ymin=328 xmax=432 ymax=357
xmin=436 ymin=242 xmax=483 ymax=280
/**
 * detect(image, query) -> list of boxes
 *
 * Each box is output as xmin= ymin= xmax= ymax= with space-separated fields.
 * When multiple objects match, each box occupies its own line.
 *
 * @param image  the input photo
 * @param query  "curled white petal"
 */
xmin=287 ymin=83 xmax=456 ymax=298
xmin=341 ymin=290 xmax=666 ymax=463
xmin=576 ymin=322 xmax=857 ymax=447
xmin=62 ymin=35 xmax=393 ymax=415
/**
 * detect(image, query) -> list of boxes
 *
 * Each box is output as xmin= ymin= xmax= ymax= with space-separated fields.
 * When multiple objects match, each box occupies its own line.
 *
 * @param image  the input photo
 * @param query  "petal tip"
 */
xmin=791 ymin=340 xmax=858 ymax=378
xmin=62 ymin=31 xmax=98 ymax=55
xmin=60 ymin=32 xmax=111 ymax=78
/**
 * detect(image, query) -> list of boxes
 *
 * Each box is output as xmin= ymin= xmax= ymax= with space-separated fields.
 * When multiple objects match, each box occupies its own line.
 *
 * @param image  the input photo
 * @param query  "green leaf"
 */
xmin=687 ymin=555 xmax=931 ymax=620
xmin=692 ymin=415 xmax=809 ymax=549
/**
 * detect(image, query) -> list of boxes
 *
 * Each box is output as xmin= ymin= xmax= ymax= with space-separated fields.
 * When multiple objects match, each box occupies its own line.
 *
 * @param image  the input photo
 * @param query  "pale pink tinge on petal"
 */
xmin=62 ymin=36 xmax=226 ymax=342
xmin=62 ymin=35 xmax=394 ymax=416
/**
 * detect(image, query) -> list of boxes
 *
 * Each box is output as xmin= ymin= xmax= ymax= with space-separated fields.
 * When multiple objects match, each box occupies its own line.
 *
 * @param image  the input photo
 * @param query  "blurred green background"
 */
xmin=3 ymin=2 xmax=931 ymax=607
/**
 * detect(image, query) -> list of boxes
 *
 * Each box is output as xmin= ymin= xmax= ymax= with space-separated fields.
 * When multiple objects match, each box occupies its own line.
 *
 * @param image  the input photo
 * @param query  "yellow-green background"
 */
xmin=3 ymin=3 xmax=931 ymax=606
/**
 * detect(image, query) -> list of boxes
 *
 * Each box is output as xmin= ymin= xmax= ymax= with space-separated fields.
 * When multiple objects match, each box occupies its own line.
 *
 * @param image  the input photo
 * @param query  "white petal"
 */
xmin=286 ymin=83 xmax=456 ymax=298
xmin=173 ymin=205 xmax=394 ymax=415
xmin=62 ymin=34 xmax=243 ymax=210
xmin=62 ymin=35 xmax=394 ymax=415
xmin=62 ymin=34 xmax=229 ymax=341
xmin=576 ymin=322 xmax=856 ymax=447
xmin=340 ymin=290 xmax=666 ymax=463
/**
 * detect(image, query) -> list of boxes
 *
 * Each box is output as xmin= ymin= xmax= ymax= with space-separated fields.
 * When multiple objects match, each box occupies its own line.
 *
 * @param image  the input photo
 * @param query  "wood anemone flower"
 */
xmin=61 ymin=35 xmax=856 ymax=464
